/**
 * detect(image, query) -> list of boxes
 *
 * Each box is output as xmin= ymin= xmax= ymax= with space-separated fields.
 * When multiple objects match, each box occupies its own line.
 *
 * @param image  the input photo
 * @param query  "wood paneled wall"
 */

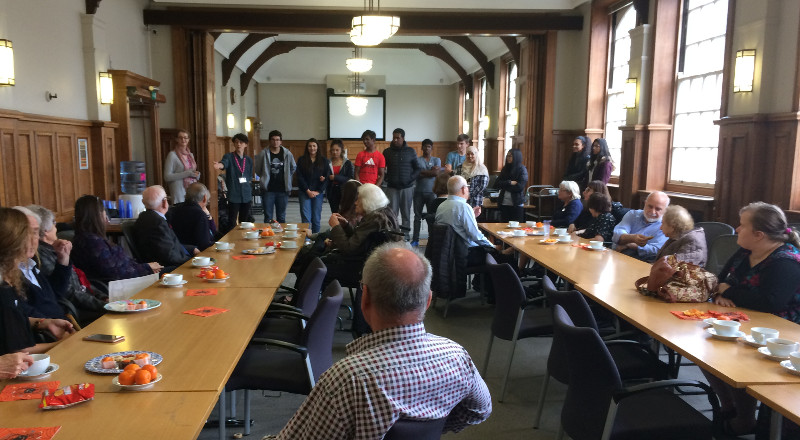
xmin=0 ymin=110 xmax=116 ymax=221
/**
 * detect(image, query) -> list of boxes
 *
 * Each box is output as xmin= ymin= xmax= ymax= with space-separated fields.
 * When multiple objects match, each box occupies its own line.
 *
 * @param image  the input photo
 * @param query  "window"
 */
xmin=461 ymin=85 xmax=471 ymax=135
xmin=604 ymin=4 xmax=636 ymax=177
xmin=670 ymin=0 xmax=728 ymax=185
xmin=504 ymin=62 xmax=518 ymax=155
xmin=477 ymin=76 xmax=488 ymax=158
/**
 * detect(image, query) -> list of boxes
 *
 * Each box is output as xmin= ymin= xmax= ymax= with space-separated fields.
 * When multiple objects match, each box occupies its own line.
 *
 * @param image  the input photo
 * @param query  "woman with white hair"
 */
xmin=654 ymin=205 xmax=707 ymax=266
xmin=551 ymin=180 xmax=582 ymax=228
xmin=456 ymin=145 xmax=489 ymax=208
xmin=327 ymin=183 xmax=401 ymax=255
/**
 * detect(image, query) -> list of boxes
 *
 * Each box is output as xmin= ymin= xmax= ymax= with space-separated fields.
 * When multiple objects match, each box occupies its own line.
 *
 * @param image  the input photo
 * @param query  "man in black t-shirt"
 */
xmin=255 ymin=130 xmax=297 ymax=223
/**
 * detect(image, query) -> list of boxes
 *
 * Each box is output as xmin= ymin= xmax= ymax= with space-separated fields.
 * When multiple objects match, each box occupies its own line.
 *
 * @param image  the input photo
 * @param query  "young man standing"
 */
xmin=354 ymin=129 xmax=385 ymax=185
xmin=254 ymin=129 xmax=296 ymax=223
xmin=411 ymin=139 xmax=441 ymax=246
xmin=444 ymin=133 xmax=470 ymax=173
xmin=383 ymin=128 xmax=420 ymax=240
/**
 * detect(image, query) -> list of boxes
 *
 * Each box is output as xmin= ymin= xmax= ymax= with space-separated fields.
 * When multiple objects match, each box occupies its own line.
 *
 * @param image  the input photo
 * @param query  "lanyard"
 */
xmin=233 ymin=154 xmax=246 ymax=175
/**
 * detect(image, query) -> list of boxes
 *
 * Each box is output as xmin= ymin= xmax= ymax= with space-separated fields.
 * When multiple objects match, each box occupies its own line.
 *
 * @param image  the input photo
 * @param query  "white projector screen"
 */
xmin=328 ymin=89 xmax=386 ymax=140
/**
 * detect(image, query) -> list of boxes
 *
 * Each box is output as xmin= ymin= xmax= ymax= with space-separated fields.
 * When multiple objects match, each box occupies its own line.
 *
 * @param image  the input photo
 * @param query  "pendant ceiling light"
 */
xmin=346 ymin=47 xmax=373 ymax=73
xmin=350 ymin=0 xmax=399 ymax=47
xmin=347 ymin=72 xmax=368 ymax=116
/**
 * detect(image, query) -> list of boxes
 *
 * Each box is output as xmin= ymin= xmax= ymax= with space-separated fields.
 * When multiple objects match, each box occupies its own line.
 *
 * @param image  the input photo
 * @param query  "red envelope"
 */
xmin=183 ymin=306 xmax=229 ymax=317
xmin=0 ymin=381 xmax=59 ymax=401
xmin=186 ymin=289 xmax=218 ymax=296
xmin=232 ymin=255 xmax=257 ymax=260
xmin=0 ymin=426 xmax=61 ymax=439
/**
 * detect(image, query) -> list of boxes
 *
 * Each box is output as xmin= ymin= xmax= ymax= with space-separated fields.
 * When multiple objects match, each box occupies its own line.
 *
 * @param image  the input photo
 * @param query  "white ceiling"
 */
xmin=154 ymin=0 xmax=588 ymax=86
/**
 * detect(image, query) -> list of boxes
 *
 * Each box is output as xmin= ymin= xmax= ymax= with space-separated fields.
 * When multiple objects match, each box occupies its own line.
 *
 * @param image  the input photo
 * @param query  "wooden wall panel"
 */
xmin=57 ymin=134 xmax=77 ymax=216
xmin=15 ymin=131 xmax=36 ymax=207
xmin=36 ymin=133 xmax=58 ymax=211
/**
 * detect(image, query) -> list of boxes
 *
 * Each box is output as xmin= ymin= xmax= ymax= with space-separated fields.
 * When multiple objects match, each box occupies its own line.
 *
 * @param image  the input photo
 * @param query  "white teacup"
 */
xmin=23 ymin=354 xmax=50 ymax=376
xmin=240 ymin=222 xmax=255 ymax=229
xmin=192 ymin=256 xmax=211 ymax=266
xmin=712 ymin=319 xmax=741 ymax=337
xmin=790 ymin=352 xmax=800 ymax=370
xmin=513 ymin=229 xmax=526 ymax=237
xmin=285 ymin=223 xmax=298 ymax=230
xmin=767 ymin=338 xmax=799 ymax=357
xmin=215 ymin=241 xmax=233 ymax=250
xmin=162 ymin=273 xmax=183 ymax=285
xmin=244 ymin=230 xmax=259 ymax=239
xmin=554 ymin=228 xmax=568 ymax=236
xmin=284 ymin=231 xmax=298 ymax=238
xmin=281 ymin=241 xmax=298 ymax=249
xmin=508 ymin=221 xmax=520 ymax=227
xmin=751 ymin=327 xmax=779 ymax=344
xmin=526 ymin=221 xmax=537 ymax=227
xmin=558 ymin=234 xmax=571 ymax=242
xmin=589 ymin=240 xmax=604 ymax=249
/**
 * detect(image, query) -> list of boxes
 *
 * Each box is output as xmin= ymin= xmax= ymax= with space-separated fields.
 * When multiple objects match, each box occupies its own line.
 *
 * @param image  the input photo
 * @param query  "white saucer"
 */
xmin=758 ymin=346 xmax=791 ymax=361
xmin=506 ymin=224 xmax=521 ymax=228
xmin=558 ymin=239 xmax=573 ymax=244
xmin=17 ymin=363 xmax=59 ymax=379
xmin=113 ymin=373 xmax=163 ymax=390
xmin=740 ymin=334 xmax=767 ymax=347
xmin=587 ymin=246 xmax=607 ymax=251
xmin=706 ymin=327 xmax=745 ymax=341
xmin=160 ymin=280 xmax=188 ymax=288
xmin=527 ymin=231 xmax=545 ymax=236
xmin=780 ymin=360 xmax=800 ymax=376
xmin=215 ymin=248 xmax=232 ymax=252
xmin=539 ymin=239 xmax=558 ymax=245
xmin=206 ymin=276 xmax=230 ymax=283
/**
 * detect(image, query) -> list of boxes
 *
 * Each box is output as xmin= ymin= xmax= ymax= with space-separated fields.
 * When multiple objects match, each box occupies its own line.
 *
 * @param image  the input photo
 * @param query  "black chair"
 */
xmin=221 ymin=281 xmax=344 ymax=438
xmin=120 ymin=220 xmax=144 ymax=262
xmin=535 ymin=279 xmax=669 ymax=431
xmin=695 ymin=222 xmax=735 ymax=256
xmin=705 ymin=234 xmax=740 ymax=275
xmin=383 ymin=417 xmax=447 ymax=440
xmin=481 ymin=262 xmax=552 ymax=401
xmin=552 ymin=304 xmax=719 ymax=440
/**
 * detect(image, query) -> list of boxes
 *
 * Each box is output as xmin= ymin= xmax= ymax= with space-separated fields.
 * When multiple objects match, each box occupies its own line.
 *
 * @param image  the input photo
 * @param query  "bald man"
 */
xmin=612 ymin=191 xmax=670 ymax=262
xmin=133 ymin=185 xmax=198 ymax=267
xmin=270 ymin=242 xmax=491 ymax=439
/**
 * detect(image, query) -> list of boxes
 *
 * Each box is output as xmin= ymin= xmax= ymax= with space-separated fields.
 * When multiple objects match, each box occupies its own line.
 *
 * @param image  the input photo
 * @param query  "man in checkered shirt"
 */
xmin=266 ymin=241 xmax=492 ymax=439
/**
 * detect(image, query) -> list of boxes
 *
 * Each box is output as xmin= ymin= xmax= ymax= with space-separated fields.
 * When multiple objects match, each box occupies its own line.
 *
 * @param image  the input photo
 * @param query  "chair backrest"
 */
xmin=303 ymin=280 xmax=344 ymax=383
xmin=705 ymin=234 xmax=740 ymax=275
xmin=487 ymin=262 xmax=528 ymax=340
xmin=383 ymin=417 xmax=447 ymax=440
xmin=425 ymin=223 xmax=466 ymax=299
xmin=543 ymin=283 xmax=599 ymax=385
xmin=695 ymin=222 xmax=735 ymax=253
xmin=120 ymin=221 xmax=143 ymax=262
xmin=295 ymin=257 xmax=327 ymax=317
xmin=553 ymin=304 xmax=622 ymax=440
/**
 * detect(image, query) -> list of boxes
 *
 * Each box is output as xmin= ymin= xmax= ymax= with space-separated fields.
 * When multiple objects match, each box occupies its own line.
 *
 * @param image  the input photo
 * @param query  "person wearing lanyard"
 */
xmin=213 ymin=133 xmax=253 ymax=231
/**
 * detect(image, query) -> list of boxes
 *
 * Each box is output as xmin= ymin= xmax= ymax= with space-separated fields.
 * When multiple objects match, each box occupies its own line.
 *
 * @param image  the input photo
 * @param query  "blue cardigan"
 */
xmin=551 ymin=198 xmax=582 ymax=228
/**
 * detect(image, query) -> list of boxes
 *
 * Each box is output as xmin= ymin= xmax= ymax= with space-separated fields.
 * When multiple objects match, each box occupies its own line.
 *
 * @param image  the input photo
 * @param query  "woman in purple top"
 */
xmin=588 ymin=138 xmax=614 ymax=184
xmin=70 ymin=195 xmax=162 ymax=281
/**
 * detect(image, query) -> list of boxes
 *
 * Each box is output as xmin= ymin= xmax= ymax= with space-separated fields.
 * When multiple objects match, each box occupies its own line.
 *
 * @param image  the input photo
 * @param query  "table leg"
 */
xmin=770 ymin=410 xmax=783 ymax=440
xmin=218 ymin=390 xmax=226 ymax=440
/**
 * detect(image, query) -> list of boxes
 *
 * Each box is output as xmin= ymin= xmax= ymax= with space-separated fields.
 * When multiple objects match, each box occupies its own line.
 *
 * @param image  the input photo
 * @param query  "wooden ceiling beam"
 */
xmin=501 ymin=37 xmax=521 ymax=67
xmin=143 ymin=8 xmax=583 ymax=35
xmin=441 ymin=37 xmax=494 ymax=88
xmin=222 ymin=33 xmax=275 ymax=86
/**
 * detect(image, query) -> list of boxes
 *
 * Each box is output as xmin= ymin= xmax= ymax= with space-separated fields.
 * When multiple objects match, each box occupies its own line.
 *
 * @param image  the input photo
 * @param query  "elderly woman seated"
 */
xmin=551 ymin=180 xmax=582 ymax=228
xmin=653 ymin=205 xmax=707 ymax=266
xmin=575 ymin=192 xmax=616 ymax=245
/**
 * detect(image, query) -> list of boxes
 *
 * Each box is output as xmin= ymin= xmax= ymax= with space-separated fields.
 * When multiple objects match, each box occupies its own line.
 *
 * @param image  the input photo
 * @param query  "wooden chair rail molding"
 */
xmin=0 ymin=109 xmax=118 ymax=222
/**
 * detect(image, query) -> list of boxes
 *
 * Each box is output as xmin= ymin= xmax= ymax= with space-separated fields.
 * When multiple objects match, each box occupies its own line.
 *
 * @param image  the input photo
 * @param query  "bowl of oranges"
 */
xmin=113 ymin=363 xmax=162 ymax=390
xmin=198 ymin=266 xmax=229 ymax=282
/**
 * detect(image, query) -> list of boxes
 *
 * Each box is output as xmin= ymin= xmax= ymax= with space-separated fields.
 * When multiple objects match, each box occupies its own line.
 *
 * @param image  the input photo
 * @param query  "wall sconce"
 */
xmin=623 ymin=78 xmax=637 ymax=109
xmin=226 ymin=113 xmax=235 ymax=129
xmin=99 ymin=72 xmax=113 ymax=104
xmin=0 ymin=39 xmax=14 ymax=86
xmin=480 ymin=115 xmax=490 ymax=130
xmin=509 ymin=108 xmax=519 ymax=126
xmin=244 ymin=118 xmax=252 ymax=132
xmin=733 ymin=49 xmax=756 ymax=93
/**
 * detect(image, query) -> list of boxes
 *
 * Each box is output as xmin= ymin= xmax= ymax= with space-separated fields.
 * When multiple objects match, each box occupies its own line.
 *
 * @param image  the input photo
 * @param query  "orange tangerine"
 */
xmin=118 ymin=370 xmax=136 ymax=385
xmin=141 ymin=364 xmax=158 ymax=378
xmin=124 ymin=363 xmax=141 ymax=372
xmin=134 ymin=369 xmax=152 ymax=385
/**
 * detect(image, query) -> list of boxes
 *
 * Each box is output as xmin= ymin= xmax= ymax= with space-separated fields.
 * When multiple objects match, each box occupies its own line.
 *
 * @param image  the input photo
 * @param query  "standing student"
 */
xmin=412 ymin=139 xmax=441 ymax=246
xmin=588 ymin=138 xmax=614 ymax=184
xmin=254 ymin=129 xmax=296 ymax=223
xmin=296 ymin=138 xmax=330 ymax=234
xmin=163 ymin=129 xmax=200 ymax=204
xmin=564 ymin=136 xmax=591 ymax=191
xmin=444 ymin=133 xmax=470 ymax=173
xmin=326 ymin=139 xmax=354 ymax=213
xmin=456 ymin=145 xmax=489 ymax=209
xmin=494 ymin=149 xmax=529 ymax=223
xmin=354 ymin=129 xmax=385 ymax=185
xmin=213 ymin=133 xmax=253 ymax=229
xmin=382 ymin=128 xmax=420 ymax=239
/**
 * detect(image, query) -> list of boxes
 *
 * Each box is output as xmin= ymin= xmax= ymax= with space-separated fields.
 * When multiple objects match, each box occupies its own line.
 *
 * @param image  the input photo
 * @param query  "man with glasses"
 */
xmin=269 ymin=242 xmax=491 ymax=439
xmin=133 ymin=185 xmax=199 ymax=268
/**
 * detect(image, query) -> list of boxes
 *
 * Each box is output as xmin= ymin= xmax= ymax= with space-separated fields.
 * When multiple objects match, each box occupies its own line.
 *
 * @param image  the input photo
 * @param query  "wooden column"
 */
xmin=89 ymin=120 xmax=119 ymax=201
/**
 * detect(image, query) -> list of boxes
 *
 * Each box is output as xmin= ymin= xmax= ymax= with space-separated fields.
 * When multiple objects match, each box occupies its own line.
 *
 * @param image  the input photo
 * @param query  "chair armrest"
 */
xmin=263 ymin=310 xmax=309 ymax=321
xmin=523 ymin=295 xmax=548 ymax=308
xmin=266 ymin=303 xmax=303 ymax=314
xmin=249 ymin=338 xmax=308 ymax=357
xmin=277 ymin=284 xmax=298 ymax=294
xmin=614 ymin=379 xmax=715 ymax=403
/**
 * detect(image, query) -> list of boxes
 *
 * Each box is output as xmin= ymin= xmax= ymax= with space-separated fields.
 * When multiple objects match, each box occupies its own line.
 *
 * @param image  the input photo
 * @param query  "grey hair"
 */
xmin=185 ymin=182 xmax=209 ymax=204
xmin=447 ymin=175 xmax=467 ymax=195
xmin=559 ymin=180 xmax=580 ymax=201
xmin=27 ymin=205 xmax=55 ymax=237
xmin=12 ymin=206 xmax=41 ymax=226
xmin=362 ymin=241 xmax=432 ymax=321
xmin=662 ymin=205 xmax=694 ymax=235
xmin=357 ymin=183 xmax=389 ymax=214
xmin=142 ymin=185 xmax=167 ymax=209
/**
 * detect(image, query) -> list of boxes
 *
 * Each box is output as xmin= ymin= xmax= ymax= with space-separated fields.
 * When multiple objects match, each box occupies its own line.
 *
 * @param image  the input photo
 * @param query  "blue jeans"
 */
xmin=299 ymin=191 xmax=324 ymax=233
xmin=262 ymin=191 xmax=289 ymax=223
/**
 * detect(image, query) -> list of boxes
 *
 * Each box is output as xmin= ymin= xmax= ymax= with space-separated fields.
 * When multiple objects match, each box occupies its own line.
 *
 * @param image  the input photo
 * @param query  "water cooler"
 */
xmin=119 ymin=161 xmax=146 ymax=218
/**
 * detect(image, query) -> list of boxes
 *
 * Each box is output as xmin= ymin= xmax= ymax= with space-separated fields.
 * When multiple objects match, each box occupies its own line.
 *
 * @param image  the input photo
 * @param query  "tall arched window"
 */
xmin=604 ymin=4 xmax=636 ymax=178
xmin=504 ymin=61 xmax=518 ymax=156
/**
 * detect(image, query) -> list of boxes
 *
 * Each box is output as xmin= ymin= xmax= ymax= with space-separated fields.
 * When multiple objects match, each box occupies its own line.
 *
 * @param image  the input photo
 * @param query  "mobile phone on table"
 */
xmin=83 ymin=334 xmax=125 ymax=343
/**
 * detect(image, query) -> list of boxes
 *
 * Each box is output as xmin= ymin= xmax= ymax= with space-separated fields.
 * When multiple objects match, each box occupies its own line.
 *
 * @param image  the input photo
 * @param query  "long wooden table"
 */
xmin=0 ymin=224 xmax=306 ymax=438
xmin=747 ymin=384 xmax=800 ymax=440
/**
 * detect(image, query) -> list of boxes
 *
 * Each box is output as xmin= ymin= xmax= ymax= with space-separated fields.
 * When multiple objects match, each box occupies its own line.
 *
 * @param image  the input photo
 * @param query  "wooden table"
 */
xmin=747 ymin=384 xmax=800 ymax=440
xmin=0 ymin=391 xmax=218 ymax=439
xmin=576 ymin=282 xmax=800 ymax=388
xmin=479 ymin=222 xmax=652 ymax=285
